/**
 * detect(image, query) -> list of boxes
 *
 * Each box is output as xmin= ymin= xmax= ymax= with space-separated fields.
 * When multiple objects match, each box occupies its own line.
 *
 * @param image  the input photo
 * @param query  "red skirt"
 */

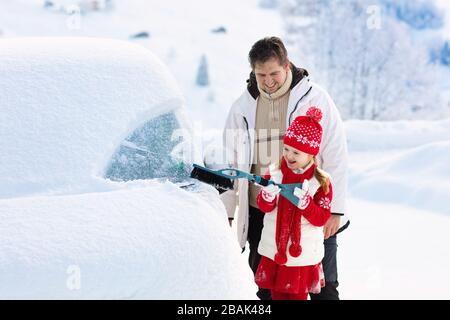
xmin=255 ymin=256 xmax=325 ymax=294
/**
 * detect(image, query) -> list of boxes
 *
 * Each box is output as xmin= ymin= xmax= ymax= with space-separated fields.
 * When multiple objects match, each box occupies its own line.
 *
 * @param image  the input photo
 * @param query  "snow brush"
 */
xmin=190 ymin=164 xmax=303 ymax=207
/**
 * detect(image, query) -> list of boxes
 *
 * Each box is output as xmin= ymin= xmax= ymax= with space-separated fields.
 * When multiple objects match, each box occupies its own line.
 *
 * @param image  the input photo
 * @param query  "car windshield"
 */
xmin=105 ymin=111 xmax=192 ymax=183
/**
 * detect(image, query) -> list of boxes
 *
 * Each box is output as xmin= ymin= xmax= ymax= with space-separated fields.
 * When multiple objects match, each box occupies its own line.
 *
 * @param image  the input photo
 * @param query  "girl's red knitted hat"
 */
xmin=283 ymin=106 xmax=323 ymax=156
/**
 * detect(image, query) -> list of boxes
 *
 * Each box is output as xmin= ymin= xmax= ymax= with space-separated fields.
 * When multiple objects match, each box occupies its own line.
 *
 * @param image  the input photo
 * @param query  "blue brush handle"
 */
xmin=193 ymin=164 xmax=302 ymax=207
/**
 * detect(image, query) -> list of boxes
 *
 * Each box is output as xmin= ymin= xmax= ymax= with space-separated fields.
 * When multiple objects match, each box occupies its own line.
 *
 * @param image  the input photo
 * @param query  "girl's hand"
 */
xmin=293 ymin=180 xmax=311 ymax=210
xmin=261 ymin=184 xmax=281 ymax=202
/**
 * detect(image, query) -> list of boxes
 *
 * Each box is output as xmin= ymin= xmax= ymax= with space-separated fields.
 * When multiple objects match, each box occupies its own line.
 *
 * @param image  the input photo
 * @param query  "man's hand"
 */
xmin=324 ymin=215 xmax=341 ymax=239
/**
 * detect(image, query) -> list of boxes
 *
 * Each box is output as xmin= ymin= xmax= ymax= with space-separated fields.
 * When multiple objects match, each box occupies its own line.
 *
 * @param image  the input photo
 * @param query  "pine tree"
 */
xmin=259 ymin=0 xmax=279 ymax=9
xmin=196 ymin=55 xmax=209 ymax=87
xmin=440 ymin=42 xmax=450 ymax=66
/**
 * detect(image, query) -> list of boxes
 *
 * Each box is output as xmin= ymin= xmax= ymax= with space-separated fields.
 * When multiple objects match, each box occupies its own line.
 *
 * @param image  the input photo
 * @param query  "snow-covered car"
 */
xmin=0 ymin=37 xmax=256 ymax=299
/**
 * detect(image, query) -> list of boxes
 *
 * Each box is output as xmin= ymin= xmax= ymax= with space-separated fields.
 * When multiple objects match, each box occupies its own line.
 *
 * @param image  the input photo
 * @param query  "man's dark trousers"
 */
xmin=248 ymin=206 xmax=340 ymax=300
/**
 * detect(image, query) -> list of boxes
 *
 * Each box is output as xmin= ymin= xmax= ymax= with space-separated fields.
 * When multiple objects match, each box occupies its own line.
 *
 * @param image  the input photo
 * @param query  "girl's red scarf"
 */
xmin=274 ymin=158 xmax=316 ymax=265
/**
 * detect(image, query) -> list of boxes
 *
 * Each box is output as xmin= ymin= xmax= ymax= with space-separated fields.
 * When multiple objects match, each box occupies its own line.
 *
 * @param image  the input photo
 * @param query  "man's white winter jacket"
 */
xmin=221 ymin=66 xmax=349 ymax=249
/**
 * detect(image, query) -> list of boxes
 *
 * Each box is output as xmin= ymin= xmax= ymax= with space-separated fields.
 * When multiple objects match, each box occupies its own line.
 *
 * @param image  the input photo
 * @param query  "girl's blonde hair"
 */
xmin=313 ymin=157 xmax=331 ymax=195
xmin=279 ymin=156 xmax=331 ymax=195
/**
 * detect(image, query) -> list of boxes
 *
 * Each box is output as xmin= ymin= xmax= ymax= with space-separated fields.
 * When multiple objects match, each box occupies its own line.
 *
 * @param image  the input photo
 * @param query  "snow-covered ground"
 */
xmin=340 ymin=119 xmax=450 ymax=299
xmin=1 ymin=0 xmax=450 ymax=299
xmin=339 ymin=198 xmax=450 ymax=300
xmin=346 ymin=119 xmax=450 ymax=214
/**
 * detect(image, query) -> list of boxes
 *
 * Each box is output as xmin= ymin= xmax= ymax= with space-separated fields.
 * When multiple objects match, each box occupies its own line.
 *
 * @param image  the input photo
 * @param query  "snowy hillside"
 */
xmin=346 ymin=119 xmax=450 ymax=213
xmin=0 ymin=0 xmax=283 ymax=129
xmin=339 ymin=198 xmax=450 ymax=300
xmin=340 ymin=119 xmax=450 ymax=299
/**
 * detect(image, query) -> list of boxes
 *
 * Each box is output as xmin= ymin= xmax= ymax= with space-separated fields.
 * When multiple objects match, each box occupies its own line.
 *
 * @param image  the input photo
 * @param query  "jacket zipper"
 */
xmin=242 ymin=116 xmax=252 ymax=169
xmin=288 ymin=86 xmax=312 ymax=125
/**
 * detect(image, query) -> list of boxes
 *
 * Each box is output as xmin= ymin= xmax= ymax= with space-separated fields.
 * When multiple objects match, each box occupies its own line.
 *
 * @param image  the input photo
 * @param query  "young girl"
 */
xmin=255 ymin=106 xmax=332 ymax=300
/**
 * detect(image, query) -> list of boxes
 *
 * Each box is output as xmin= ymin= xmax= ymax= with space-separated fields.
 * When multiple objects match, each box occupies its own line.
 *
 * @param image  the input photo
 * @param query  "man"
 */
xmin=221 ymin=37 xmax=349 ymax=300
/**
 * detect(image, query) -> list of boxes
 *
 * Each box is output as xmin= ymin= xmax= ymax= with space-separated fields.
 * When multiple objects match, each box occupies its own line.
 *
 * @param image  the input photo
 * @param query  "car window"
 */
xmin=105 ymin=111 xmax=191 ymax=183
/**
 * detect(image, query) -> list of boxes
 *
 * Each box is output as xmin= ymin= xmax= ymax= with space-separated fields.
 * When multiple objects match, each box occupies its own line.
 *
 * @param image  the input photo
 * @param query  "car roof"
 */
xmin=0 ymin=37 xmax=185 ymax=198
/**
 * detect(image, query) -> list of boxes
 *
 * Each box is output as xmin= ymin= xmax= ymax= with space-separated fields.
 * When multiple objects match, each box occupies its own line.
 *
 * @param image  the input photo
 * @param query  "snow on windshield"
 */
xmin=106 ymin=111 xmax=192 ymax=183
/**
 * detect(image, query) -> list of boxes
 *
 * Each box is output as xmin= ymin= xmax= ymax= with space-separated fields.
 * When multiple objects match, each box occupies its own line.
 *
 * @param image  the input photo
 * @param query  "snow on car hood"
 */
xmin=0 ymin=181 xmax=257 ymax=299
xmin=0 ymin=37 xmax=188 ymax=198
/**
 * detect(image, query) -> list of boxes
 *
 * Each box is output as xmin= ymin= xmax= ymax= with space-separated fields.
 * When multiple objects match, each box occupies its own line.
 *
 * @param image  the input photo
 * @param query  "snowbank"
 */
xmin=349 ymin=141 xmax=450 ymax=214
xmin=339 ymin=198 xmax=450 ymax=299
xmin=0 ymin=37 xmax=187 ymax=198
xmin=346 ymin=119 xmax=450 ymax=214
xmin=0 ymin=182 xmax=257 ymax=299
xmin=345 ymin=118 xmax=450 ymax=151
